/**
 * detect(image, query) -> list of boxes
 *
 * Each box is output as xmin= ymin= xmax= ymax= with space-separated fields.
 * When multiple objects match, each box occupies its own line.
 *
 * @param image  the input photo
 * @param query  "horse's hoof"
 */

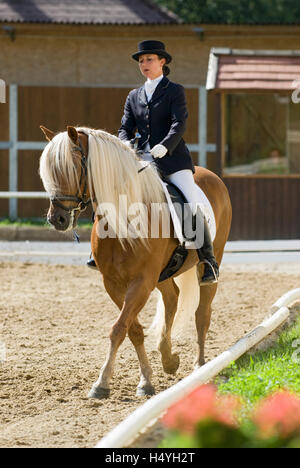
xmin=88 ymin=386 xmax=110 ymax=399
xmin=136 ymin=384 xmax=155 ymax=397
xmin=194 ymin=360 xmax=205 ymax=370
xmin=163 ymin=353 xmax=180 ymax=375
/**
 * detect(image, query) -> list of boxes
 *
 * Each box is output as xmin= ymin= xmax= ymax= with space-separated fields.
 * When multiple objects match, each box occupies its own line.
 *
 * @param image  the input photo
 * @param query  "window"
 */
xmin=224 ymin=93 xmax=300 ymax=175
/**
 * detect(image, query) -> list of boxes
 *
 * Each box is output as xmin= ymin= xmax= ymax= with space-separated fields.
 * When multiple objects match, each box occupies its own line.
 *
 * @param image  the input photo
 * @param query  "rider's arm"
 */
xmin=118 ymin=92 xmax=137 ymax=142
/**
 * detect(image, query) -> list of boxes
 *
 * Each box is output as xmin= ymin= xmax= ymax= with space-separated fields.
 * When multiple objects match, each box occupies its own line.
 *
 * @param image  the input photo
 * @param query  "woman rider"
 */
xmin=89 ymin=40 xmax=218 ymax=284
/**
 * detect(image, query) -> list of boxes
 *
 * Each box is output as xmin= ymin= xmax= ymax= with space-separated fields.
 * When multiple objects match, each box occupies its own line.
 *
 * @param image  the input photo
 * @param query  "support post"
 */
xmin=199 ymin=86 xmax=207 ymax=167
xmin=215 ymin=92 xmax=223 ymax=177
xmin=9 ymin=84 xmax=18 ymax=219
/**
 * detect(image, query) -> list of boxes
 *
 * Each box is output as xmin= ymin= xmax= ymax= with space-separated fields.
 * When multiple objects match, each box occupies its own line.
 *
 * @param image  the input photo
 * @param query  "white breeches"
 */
xmin=166 ymin=169 xmax=200 ymax=215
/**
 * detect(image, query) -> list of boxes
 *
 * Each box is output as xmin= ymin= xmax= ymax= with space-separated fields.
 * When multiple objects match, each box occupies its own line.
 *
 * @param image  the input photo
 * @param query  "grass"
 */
xmin=216 ymin=312 xmax=300 ymax=406
xmin=0 ymin=217 xmax=93 ymax=229
xmin=0 ymin=217 xmax=47 ymax=227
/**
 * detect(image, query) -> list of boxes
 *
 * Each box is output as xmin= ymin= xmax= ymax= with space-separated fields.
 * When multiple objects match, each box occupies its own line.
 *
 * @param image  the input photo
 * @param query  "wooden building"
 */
xmin=207 ymin=48 xmax=300 ymax=239
xmin=0 ymin=0 xmax=299 ymax=239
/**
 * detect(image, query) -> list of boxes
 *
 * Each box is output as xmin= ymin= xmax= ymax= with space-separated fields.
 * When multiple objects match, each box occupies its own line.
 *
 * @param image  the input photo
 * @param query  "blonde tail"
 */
xmin=150 ymin=266 xmax=200 ymax=347
xmin=172 ymin=266 xmax=200 ymax=339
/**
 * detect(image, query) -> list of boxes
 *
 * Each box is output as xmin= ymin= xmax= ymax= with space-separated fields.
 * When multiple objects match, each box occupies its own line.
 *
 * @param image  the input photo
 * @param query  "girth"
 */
xmin=158 ymin=181 xmax=191 ymax=282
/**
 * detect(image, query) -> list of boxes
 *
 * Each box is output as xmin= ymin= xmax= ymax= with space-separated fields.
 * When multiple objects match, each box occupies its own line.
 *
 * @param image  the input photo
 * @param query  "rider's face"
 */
xmin=138 ymin=54 xmax=166 ymax=80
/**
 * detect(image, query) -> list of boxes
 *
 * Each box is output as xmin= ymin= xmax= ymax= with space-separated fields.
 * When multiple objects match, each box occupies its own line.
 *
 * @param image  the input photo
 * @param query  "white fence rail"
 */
xmin=0 ymin=192 xmax=49 ymax=199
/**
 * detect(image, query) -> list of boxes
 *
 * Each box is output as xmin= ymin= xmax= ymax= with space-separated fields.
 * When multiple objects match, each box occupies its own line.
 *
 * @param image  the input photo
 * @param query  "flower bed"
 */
xmin=159 ymin=309 xmax=300 ymax=448
xmin=160 ymin=385 xmax=300 ymax=448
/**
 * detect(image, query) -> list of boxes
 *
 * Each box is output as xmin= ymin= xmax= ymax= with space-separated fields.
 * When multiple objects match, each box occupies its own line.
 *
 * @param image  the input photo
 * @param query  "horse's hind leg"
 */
xmin=128 ymin=318 xmax=155 ymax=396
xmin=195 ymin=240 xmax=225 ymax=368
xmin=195 ymin=280 xmax=218 ymax=367
xmin=156 ymin=279 xmax=180 ymax=375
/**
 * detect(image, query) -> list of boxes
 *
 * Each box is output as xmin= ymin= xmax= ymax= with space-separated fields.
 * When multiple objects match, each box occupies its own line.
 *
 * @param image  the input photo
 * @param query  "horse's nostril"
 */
xmin=58 ymin=216 xmax=66 ymax=225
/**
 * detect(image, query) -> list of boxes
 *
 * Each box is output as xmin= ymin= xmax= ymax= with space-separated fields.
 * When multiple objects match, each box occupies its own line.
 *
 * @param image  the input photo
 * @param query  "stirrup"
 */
xmin=200 ymin=259 xmax=219 ymax=285
xmin=87 ymin=255 xmax=98 ymax=270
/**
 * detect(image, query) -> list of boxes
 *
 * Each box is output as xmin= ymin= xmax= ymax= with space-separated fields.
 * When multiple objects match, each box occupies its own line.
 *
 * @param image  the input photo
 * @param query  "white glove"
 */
xmin=123 ymin=140 xmax=132 ymax=148
xmin=150 ymin=144 xmax=168 ymax=159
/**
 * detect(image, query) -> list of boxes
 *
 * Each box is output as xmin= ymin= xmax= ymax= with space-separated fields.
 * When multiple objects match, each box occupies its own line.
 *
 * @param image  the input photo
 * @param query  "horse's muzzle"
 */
xmin=47 ymin=208 xmax=70 ymax=231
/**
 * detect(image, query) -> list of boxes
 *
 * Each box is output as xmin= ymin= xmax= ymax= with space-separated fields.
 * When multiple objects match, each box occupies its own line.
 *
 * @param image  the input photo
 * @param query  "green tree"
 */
xmin=154 ymin=0 xmax=300 ymax=24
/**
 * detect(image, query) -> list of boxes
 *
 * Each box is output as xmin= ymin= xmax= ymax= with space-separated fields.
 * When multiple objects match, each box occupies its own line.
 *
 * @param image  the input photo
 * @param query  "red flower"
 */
xmin=162 ymin=384 xmax=240 ymax=434
xmin=253 ymin=390 xmax=300 ymax=439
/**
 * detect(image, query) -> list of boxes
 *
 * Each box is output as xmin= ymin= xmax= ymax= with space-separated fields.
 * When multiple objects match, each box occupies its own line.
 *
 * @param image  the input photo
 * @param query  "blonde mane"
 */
xmin=39 ymin=127 xmax=167 ymax=248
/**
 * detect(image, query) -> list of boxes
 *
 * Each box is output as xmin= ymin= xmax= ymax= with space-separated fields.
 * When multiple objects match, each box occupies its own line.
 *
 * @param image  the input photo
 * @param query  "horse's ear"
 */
xmin=67 ymin=126 xmax=79 ymax=145
xmin=40 ymin=125 xmax=55 ymax=142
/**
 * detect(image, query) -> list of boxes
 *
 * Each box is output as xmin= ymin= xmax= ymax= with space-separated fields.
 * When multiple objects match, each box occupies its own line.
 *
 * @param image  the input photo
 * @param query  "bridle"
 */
xmin=50 ymin=137 xmax=91 ymax=228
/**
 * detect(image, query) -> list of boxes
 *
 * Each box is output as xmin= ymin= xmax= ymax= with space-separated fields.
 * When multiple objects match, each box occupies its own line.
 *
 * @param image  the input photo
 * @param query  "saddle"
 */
xmin=158 ymin=181 xmax=196 ymax=283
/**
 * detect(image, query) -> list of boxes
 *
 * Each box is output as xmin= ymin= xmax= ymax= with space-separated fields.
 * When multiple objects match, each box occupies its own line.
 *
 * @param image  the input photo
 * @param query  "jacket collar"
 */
xmin=139 ymin=76 xmax=169 ymax=106
xmin=151 ymin=76 xmax=169 ymax=103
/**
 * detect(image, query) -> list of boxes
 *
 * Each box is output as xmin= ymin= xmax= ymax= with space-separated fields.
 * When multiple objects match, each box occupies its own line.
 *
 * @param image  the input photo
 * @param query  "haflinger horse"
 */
xmin=39 ymin=125 xmax=232 ymax=399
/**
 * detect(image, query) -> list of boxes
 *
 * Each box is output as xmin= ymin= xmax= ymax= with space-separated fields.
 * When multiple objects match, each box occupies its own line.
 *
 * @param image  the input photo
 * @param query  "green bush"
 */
xmin=154 ymin=0 xmax=300 ymax=24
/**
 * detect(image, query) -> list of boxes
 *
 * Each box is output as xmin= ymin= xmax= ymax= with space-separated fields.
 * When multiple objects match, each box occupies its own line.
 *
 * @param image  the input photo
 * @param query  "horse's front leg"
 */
xmin=88 ymin=277 xmax=153 ymax=399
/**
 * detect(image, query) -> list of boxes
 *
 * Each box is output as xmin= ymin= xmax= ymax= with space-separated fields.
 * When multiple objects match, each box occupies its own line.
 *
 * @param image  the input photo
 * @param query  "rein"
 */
xmin=50 ymin=138 xmax=91 ymax=239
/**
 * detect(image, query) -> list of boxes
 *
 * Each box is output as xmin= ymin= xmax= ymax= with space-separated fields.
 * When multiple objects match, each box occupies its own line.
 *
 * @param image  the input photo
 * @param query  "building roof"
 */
xmin=207 ymin=48 xmax=300 ymax=91
xmin=0 ymin=0 xmax=179 ymax=25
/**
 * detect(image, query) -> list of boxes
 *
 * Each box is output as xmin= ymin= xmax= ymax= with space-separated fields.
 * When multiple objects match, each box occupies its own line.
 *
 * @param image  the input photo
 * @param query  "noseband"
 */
xmin=50 ymin=138 xmax=91 ymax=219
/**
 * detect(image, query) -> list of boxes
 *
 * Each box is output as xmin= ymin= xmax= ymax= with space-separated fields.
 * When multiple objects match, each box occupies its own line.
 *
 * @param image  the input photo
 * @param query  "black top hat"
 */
xmin=132 ymin=40 xmax=172 ymax=64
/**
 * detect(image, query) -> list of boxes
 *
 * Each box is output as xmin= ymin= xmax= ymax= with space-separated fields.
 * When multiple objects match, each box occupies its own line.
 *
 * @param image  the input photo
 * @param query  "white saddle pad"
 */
xmin=160 ymin=179 xmax=216 ymax=248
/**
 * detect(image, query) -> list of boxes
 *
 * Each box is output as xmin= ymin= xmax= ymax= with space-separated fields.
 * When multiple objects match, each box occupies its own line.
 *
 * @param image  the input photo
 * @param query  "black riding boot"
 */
xmin=87 ymin=212 xmax=98 ymax=270
xmin=195 ymin=215 xmax=219 ymax=285
xmin=87 ymin=253 xmax=97 ymax=270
